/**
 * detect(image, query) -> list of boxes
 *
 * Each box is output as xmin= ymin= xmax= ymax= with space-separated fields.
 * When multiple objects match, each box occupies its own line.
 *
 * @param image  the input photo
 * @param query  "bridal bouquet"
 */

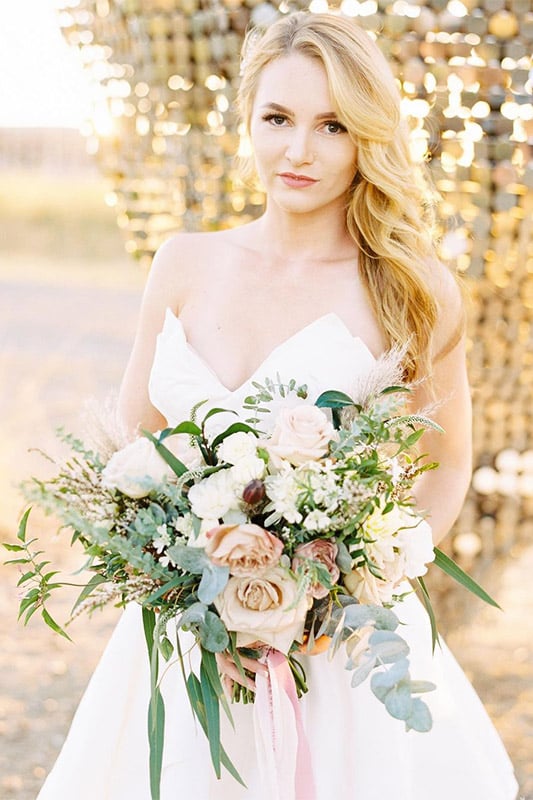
xmin=4 ymin=355 xmax=496 ymax=799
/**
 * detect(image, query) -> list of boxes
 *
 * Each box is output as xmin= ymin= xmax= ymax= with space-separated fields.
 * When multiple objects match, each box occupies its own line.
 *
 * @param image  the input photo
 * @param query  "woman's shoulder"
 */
xmin=146 ymin=227 xmax=250 ymax=311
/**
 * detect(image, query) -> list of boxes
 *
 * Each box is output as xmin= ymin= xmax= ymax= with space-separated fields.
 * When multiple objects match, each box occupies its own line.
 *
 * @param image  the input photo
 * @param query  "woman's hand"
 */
xmin=215 ymin=650 xmax=268 ymax=694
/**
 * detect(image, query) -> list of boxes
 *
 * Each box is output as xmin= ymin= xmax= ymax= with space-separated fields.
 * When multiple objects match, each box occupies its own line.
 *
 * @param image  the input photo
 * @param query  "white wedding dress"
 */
xmin=37 ymin=310 xmax=518 ymax=800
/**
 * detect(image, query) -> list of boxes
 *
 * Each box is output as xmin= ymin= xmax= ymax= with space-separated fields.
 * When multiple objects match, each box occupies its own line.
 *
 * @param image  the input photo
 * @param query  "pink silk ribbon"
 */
xmin=253 ymin=649 xmax=317 ymax=800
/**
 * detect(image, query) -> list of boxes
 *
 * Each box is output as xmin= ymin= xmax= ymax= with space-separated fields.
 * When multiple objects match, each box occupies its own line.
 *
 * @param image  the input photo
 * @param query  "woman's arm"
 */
xmin=409 ymin=272 xmax=472 ymax=545
xmin=117 ymin=236 xmax=188 ymax=437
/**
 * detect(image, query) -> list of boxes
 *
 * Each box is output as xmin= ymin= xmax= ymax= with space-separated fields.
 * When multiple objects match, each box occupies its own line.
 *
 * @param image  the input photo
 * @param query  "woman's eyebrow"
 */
xmin=260 ymin=101 xmax=338 ymax=120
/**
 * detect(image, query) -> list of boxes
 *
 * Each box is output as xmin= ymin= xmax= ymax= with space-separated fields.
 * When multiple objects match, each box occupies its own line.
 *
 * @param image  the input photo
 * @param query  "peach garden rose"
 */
xmin=204 ymin=523 xmax=283 ymax=576
xmin=215 ymin=567 xmax=310 ymax=653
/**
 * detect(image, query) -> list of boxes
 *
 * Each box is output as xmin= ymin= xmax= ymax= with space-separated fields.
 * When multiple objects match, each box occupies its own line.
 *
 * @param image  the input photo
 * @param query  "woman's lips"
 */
xmin=278 ymin=172 xmax=318 ymax=188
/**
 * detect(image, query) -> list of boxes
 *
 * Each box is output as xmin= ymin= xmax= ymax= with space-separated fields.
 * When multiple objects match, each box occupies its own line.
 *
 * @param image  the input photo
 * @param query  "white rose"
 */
xmin=267 ymin=406 xmax=336 ymax=467
xmin=101 ymin=433 xmax=199 ymax=499
xmin=188 ymin=469 xmax=239 ymax=520
xmin=230 ymin=455 xmax=266 ymax=487
xmin=215 ymin=567 xmax=310 ymax=654
xmin=395 ymin=517 xmax=435 ymax=578
xmin=217 ymin=432 xmax=258 ymax=465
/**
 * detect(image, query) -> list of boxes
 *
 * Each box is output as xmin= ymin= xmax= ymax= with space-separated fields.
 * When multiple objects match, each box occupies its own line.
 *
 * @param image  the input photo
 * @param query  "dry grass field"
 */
xmin=0 ymin=169 xmax=531 ymax=799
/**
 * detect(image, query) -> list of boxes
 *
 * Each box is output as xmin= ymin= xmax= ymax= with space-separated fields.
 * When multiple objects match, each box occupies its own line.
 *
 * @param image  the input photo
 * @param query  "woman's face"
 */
xmin=249 ymin=52 xmax=357 ymax=217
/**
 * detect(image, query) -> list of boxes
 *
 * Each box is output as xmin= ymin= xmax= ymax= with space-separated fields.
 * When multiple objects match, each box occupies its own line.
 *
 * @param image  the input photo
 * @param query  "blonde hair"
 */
xmin=237 ymin=12 xmax=446 ymax=382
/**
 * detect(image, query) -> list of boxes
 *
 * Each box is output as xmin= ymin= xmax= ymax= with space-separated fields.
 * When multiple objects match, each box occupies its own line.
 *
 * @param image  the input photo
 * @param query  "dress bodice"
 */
xmin=148 ymin=308 xmax=376 ymax=431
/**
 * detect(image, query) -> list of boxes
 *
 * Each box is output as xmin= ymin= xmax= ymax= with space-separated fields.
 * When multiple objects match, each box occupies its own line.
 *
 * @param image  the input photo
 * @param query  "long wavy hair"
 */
xmin=237 ymin=12 xmax=450 ymax=381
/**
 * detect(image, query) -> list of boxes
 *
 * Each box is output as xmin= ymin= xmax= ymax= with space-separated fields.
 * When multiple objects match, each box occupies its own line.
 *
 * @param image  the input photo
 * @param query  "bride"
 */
xmin=37 ymin=11 xmax=518 ymax=799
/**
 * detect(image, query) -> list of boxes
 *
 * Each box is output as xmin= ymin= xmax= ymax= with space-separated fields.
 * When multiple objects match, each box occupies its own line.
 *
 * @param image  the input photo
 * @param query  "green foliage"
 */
xmin=3 ymin=508 xmax=72 ymax=640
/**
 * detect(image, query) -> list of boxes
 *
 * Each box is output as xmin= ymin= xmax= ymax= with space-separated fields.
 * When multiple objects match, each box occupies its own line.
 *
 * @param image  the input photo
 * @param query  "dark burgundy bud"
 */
xmin=242 ymin=479 xmax=266 ymax=505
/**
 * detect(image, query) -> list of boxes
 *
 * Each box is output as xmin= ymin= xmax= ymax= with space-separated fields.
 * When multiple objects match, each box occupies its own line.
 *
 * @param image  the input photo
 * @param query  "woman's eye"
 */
xmin=263 ymin=113 xmax=287 ymax=126
xmin=324 ymin=121 xmax=346 ymax=135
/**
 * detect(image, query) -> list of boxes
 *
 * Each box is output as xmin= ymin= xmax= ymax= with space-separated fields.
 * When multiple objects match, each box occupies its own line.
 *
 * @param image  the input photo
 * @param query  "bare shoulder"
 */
xmin=425 ymin=260 xmax=466 ymax=360
xmin=145 ymin=228 xmax=239 ymax=314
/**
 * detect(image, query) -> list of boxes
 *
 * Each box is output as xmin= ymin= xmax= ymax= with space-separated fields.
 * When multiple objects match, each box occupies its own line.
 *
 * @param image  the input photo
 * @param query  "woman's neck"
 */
xmin=253 ymin=201 xmax=356 ymax=264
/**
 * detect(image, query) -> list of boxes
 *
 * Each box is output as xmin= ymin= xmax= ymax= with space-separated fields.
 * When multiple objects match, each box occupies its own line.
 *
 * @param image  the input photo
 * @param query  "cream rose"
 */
xmin=215 ymin=567 xmax=310 ymax=653
xmin=101 ymin=433 xmax=200 ymax=499
xmin=343 ymin=564 xmax=397 ymax=605
xmin=292 ymin=539 xmax=340 ymax=599
xmin=267 ymin=406 xmax=336 ymax=467
xmin=187 ymin=469 xmax=239 ymax=520
xmin=205 ymin=523 xmax=283 ymax=576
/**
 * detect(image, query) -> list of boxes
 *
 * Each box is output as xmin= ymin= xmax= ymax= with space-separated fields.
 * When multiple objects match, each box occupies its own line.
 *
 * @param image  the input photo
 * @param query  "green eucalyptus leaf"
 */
xmin=370 ymin=658 xmax=410 ymax=693
xmin=198 ymin=564 xmax=229 ymax=605
xmin=167 ymin=544 xmax=208 ymax=574
xmin=349 ymin=655 xmax=376 ymax=688
xmin=383 ymin=681 xmax=413 ymax=720
xmin=199 ymin=611 xmax=230 ymax=653
xmin=405 ymin=697 xmax=433 ymax=732
xmin=342 ymin=602 xmax=399 ymax=633
xmin=409 ymin=680 xmax=436 ymax=694
xmin=369 ymin=630 xmax=410 ymax=663
xmin=180 ymin=602 xmax=208 ymax=628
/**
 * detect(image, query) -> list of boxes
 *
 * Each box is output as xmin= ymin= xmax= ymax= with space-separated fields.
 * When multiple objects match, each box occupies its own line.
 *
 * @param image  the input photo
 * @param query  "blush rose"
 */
xmin=267 ymin=406 xmax=336 ymax=467
xmin=205 ymin=523 xmax=283 ymax=576
xmin=292 ymin=539 xmax=340 ymax=599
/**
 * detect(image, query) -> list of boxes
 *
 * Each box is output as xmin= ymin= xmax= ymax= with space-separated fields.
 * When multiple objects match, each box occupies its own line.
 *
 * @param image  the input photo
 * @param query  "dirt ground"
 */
xmin=0 ymin=173 xmax=531 ymax=798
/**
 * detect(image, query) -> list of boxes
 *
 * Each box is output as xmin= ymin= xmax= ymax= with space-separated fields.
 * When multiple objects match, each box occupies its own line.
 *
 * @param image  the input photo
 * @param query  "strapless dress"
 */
xmin=36 ymin=309 xmax=518 ymax=800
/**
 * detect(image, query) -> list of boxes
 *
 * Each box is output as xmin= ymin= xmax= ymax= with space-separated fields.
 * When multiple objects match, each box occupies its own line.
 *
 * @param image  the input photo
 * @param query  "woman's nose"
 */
xmin=285 ymin=128 xmax=315 ymax=166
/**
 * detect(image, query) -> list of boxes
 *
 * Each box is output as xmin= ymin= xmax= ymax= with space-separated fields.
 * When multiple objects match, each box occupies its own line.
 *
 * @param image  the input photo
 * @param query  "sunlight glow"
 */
xmin=0 ymin=0 xmax=91 ymax=127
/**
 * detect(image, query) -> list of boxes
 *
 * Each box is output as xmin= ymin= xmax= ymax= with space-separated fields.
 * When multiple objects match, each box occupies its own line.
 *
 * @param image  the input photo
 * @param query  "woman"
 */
xmin=37 ymin=12 xmax=518 ymax=799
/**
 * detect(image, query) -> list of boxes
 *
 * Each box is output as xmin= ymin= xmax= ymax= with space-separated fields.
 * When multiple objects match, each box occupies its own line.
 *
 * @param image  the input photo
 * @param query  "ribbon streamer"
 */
xmin=253 ymin=650 xmax=316 ymax=800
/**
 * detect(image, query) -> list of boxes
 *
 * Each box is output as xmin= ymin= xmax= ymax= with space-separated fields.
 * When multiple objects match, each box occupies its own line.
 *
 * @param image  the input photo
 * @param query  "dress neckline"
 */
xmin=165 ymin=308 xmax=376 ymax=396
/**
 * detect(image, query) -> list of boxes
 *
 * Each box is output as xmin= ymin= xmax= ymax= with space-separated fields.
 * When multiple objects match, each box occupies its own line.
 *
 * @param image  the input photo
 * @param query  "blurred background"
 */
xmin=0 ymin=0 xmax=531 ymax=797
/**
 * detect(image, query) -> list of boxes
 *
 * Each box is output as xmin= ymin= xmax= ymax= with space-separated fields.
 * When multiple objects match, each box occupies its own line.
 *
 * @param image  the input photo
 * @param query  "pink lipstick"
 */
xmin=278 ymin=172 xmax=318 ymax=188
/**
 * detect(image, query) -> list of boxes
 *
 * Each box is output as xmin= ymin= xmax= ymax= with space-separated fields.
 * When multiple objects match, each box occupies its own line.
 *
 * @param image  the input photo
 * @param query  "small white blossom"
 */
xmin=175 ymin=513 xmax=194 ymax=537
xmin=152 ymin=524 xmax=172 ymax=553
xmin=264 ymin=467 xmax=303 ymax=524
xmin=303 ymin=509 xmax=332 ymax=531
xmin=159 ymin=553 xmax=177 ymax=568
